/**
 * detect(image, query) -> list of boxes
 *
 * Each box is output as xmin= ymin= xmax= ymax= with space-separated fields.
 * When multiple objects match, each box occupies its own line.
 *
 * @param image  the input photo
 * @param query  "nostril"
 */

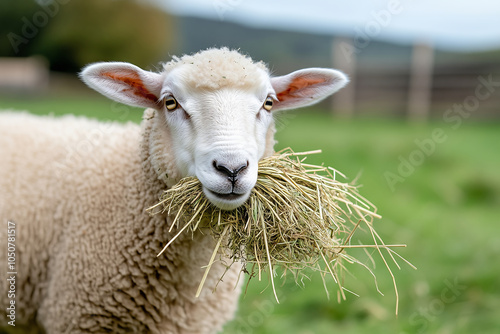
xmin=234 ymin=161 xmax=248 ymax=175
xmin=213 ymin=160 xmax=232 ymax=177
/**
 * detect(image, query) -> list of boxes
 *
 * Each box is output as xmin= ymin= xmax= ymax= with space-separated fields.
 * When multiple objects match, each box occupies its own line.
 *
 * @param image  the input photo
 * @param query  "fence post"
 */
xmin=331 ymin=36 xmax=356 ymax=118
xmin=407 ymin=42 xmax=434 ymax=122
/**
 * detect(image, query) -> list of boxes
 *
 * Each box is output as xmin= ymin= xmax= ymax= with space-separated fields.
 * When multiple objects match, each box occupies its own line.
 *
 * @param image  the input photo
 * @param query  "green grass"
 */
xmin=227 ymin=112 xmax=500 ymax=334
xmin=0 ymin=95 xmax=144 ymax=123
xmin=1 ymin=97 xmax=499 ymax=334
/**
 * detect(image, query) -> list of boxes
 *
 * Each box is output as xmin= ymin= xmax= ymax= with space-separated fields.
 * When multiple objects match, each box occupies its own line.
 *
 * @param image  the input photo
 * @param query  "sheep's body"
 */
xmin=0 ymin=48 xmax=347 ymax=333
xmin=0 ymin=111 xmax=241 ymax=333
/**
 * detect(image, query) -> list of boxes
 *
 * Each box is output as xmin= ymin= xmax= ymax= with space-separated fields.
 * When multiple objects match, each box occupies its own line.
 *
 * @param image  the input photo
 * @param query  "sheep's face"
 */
xmin=80 ymin=48 xmax=348 ymax=210
xmin=159 ymin=67 xmax=274 ymax=210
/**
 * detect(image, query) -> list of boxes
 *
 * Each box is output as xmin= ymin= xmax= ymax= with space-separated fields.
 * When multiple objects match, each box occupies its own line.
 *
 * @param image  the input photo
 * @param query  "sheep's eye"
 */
xmin=263 ymin=97 xmax=273 ymax=111
xmin=164 ymin=97 xmax=178 ymax=111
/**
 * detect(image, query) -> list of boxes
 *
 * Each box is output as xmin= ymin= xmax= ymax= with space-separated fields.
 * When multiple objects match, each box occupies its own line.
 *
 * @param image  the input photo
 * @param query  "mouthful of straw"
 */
xmin=148 ymin=149 xmax=413 ymax=312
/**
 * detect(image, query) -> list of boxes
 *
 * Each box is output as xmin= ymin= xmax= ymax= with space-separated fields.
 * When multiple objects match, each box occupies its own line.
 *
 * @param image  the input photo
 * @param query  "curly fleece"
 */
xmin=163 ymin=47 xmax=269 ymax=90
xmin=0 ymin=108 xmax=276 ymax=333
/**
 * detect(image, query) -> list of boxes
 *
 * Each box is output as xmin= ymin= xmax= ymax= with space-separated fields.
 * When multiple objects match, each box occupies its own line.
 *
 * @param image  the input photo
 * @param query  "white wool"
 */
xmin=0 ymin=111 xmax=242 ymax=333
xmin=162 ymin=47 xmax=269 ymax=90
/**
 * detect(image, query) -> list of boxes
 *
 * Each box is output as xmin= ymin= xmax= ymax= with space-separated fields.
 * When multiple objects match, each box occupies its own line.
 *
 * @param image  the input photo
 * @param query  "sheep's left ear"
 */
xmin=271 ymin=68 xmax=348 ymax=111
xmin=80 ymin=62 xmax=163 ymax=109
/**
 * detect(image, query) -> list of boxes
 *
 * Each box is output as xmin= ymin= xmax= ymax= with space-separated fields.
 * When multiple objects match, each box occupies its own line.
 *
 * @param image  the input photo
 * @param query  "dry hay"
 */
xmin=148 ymin=149 xmax=413 ymax=313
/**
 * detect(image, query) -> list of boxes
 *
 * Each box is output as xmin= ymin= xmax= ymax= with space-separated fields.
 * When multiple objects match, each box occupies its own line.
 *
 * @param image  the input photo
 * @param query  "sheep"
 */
xmin=0 ymin=47 xmax=348 ymax=333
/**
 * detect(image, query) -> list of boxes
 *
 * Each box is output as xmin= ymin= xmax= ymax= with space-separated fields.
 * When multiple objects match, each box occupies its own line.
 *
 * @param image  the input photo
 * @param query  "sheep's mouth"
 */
xmin=208 ymin=190 xmax=245 ymax=201
xmin=202 ymin=186 xmax=252 ymax=210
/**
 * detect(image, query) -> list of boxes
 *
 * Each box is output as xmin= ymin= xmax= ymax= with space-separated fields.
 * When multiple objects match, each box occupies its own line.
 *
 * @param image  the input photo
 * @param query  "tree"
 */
xmin=0 ymin=0 xmax=44 ymax=57
xmin=2 ymin=0 xmax=175 ymax=72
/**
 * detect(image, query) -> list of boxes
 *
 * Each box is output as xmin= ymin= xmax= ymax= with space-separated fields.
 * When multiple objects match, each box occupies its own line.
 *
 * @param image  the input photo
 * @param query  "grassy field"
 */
xmin=1 ymin=96 xmax=499 ymax=334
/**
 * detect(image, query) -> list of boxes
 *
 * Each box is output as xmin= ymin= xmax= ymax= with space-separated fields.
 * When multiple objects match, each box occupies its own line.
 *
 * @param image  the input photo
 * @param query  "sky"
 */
xmin=155 ymin=0 xmax=500 ymax=51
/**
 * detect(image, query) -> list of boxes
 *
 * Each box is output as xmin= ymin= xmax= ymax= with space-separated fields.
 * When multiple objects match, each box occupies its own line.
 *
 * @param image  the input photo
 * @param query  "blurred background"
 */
xmin=1 ymin=0 xmax=499 ymax=333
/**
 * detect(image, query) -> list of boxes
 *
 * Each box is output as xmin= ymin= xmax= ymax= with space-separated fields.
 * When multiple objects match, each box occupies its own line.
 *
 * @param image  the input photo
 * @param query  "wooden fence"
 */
xmin=332 ymin=40 xmax=500 ymax=120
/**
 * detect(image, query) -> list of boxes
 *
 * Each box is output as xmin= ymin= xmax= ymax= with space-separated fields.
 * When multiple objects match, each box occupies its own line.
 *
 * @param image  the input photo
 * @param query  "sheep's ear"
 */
xmin=80 ymin=62 xmax=163 ymax=109
xmin=271 ymin=68 xmax=348 ymax=111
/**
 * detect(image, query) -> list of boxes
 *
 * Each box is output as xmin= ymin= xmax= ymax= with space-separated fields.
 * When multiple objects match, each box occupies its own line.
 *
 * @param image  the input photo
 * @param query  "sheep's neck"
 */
xmin=140 ymin=108 xmax=181 ymax=189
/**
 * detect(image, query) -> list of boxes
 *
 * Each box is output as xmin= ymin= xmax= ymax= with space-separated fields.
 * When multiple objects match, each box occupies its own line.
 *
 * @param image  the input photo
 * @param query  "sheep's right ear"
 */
xmin=80 ymin=62 xmax=163 ymax=109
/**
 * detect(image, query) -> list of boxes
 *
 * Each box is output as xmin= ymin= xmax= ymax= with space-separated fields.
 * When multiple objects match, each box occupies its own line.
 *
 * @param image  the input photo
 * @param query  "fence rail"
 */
xmin=332 ymin=39 xmax=500 ymax=119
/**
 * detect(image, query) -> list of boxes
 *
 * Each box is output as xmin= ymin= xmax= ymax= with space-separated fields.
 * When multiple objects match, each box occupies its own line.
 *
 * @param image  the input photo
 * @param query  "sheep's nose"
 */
xmin=213 ymin=160 xmax=248 ymax=181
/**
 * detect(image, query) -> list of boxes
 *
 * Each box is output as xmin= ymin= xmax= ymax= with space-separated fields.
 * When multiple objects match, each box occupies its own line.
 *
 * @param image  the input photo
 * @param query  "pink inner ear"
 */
xmin=102 ymin=71 xmax=158 ymax=104
xmin=277 ymin=76 xmax=326 ymax=102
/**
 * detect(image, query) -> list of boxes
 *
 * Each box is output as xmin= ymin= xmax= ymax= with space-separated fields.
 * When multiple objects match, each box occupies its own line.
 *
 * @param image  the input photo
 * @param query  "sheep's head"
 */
xmin=81 ymin=48 xmax=348 ymax=210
